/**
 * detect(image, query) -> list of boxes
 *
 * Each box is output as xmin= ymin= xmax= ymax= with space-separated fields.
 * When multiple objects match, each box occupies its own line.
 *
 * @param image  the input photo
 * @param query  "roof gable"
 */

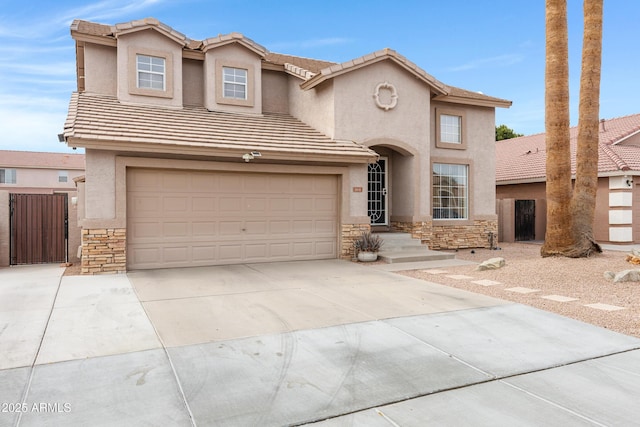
xmin=113 ymin=17 xmax=189 ymax=46
xmin=202 ymin=33 xmax=266 ymax=57
xmin=299 ymin=48 xmax=448 ymax=96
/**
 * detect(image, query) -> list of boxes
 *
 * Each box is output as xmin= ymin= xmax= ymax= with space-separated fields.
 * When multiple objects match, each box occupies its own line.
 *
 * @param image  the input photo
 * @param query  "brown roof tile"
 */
xmin=70 ymin=20 xmax=113 ymax=37
xmin=264 ymin=53 xmax=336 ymax=73
xmin=63 ymin=93 xmax=377 ymax=163
xmin=496 ymin=113 xmax=640 ymax=183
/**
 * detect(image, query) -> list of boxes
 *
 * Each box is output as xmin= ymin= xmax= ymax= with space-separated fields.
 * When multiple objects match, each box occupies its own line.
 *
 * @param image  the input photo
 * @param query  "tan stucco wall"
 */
xmin=84 ymin=43 xmax=117 ymax=95
xmin=432 ymin=102 xmax=496 ymax=218
xmin=203 ymin=44 xmax=262 ymax=114
xmin=84 ymin=149 xmax=116 ymax=221
xmin=262 ymin=70 xmax=289 ymax=114
xmin=288 ymin=78 xmax=335 ymax=137
xmin=117 ymin=29 xmax=183 ymax=107
xmin=0 ymin=168 xmax=84 ymax=191
xmin=182 ymin=58 xmax=204 ymax=107
xmin=332 ymin=61 xmax=431 ymax=221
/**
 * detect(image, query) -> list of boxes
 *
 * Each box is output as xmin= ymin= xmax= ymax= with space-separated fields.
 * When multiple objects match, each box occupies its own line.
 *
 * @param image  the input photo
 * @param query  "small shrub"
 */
xmin=354 ymin=231 xmax=383 ymax=253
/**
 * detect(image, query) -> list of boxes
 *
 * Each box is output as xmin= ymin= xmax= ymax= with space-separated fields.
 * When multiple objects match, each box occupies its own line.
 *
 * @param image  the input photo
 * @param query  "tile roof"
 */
xmin=496 ymin=113 xmax=640 ymax=183
xmin=0 ymin=150 xmax=85 ymax=169
xmin=70 ymin=18 xmax=511 ymax=108
xmin=299 ymin=48 xmax=449 ymax=95
xmin=265 ymin=53 xmax=335 ymax=74
xmin=202 ymin=33 xmax=266 ymax=56
xmin=62 ymin=93 xmax=377 ymax=163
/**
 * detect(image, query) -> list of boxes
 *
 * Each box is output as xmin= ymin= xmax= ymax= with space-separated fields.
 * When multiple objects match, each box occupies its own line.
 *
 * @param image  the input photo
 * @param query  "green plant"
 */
xmin=354 ymin=231 xmax=383 ymax=253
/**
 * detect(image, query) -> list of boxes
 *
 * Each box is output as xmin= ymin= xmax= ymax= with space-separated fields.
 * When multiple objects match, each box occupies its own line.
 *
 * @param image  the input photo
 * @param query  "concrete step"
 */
xmin=378 ymin=249 xmax=455 ymax=264
xmin=373 ymin=232 xmax=456 ymax=264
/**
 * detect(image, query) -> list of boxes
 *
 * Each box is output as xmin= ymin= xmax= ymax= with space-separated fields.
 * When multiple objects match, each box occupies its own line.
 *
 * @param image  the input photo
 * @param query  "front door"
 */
xmin=368 ymin=157 xmax=388 ymax=225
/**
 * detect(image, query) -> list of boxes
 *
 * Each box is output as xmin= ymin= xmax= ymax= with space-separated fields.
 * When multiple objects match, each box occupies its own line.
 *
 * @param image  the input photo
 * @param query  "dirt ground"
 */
xmin=397 ymin=242 xmax=640 ymax=338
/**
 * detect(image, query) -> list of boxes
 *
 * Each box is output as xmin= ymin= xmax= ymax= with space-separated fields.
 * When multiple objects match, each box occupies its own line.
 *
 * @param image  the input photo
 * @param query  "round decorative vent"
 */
xmin=373 ymin=82 xmax=398 ymax=111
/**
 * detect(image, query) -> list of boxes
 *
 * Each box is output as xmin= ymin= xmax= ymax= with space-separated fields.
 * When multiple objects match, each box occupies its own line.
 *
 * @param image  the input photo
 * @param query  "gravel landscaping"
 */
xmin=397 ymin=242 xmax=640 ymax=338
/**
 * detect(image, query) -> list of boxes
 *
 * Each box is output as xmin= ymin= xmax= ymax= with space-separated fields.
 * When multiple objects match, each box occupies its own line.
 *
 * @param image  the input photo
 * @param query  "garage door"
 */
xmin=126 ymin=169 xmax=338 ymax=269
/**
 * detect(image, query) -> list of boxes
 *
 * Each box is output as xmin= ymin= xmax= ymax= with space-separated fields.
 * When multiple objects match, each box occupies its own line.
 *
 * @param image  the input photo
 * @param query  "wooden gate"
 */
xmin=9 ymin=193 xmax=68 ymax=265
xmin=515 ymin=199 xmax=536 ymax=241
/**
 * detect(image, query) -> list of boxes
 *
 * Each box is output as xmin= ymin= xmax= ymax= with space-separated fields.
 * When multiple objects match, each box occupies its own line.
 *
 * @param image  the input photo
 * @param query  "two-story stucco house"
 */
xmin=61 ymin=18 xmax=511 ymax=274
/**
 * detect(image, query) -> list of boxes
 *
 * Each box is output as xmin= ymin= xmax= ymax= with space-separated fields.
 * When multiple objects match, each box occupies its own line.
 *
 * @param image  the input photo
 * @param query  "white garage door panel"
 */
xmin=127 ymin=169 xmax=338 ymax=269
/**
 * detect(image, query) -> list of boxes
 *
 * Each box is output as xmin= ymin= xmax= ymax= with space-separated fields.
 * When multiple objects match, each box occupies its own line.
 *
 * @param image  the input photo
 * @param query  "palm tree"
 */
xmin=541 ymin=0 xmax=604 ymax=257
xmin=541 ymin=0 xmax=573 ymax=257
xmin=570 ymin=0 xmax=603 ymax=256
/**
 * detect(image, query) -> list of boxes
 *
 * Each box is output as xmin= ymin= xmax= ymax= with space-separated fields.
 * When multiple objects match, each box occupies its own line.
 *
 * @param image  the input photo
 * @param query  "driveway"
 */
xmin=1 ymin=261 xmax=640 ymax=426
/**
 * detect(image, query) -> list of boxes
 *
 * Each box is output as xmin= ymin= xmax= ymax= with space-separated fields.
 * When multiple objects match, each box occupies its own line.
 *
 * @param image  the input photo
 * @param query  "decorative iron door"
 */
xmin=368 ymin=158 xmax=388 ymax=225
xmin=515 ymin=199 xmax=535 ymax=241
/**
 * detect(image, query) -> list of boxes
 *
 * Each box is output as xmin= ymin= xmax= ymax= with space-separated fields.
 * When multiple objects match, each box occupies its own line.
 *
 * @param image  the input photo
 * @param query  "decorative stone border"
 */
xmin=81 ymin=228 xmax=126 ymax=274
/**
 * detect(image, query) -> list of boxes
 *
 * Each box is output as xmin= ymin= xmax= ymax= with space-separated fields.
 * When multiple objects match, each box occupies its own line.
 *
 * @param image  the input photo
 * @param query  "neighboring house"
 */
xmin=0 ymin=150 xmax=85 ymax=266
xmin=496 ymin=114 xmax=640 ymax=244
xmin=61 ymin=17 xmax=511 ymax=274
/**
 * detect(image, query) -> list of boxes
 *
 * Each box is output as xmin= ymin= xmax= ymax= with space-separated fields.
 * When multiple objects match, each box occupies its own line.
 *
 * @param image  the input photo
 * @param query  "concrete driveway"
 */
xmin=1 ymin=260 xmax=640 ymax=426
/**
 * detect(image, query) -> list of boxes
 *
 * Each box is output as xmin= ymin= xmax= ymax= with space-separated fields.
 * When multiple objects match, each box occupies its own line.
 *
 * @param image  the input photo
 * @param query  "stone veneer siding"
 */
xmin=81 ymin=228 xmax=126 ymax=274
xmin=391 ymin=221 xmax=431 ymax=243
xmin=341 ymin=223 xmax=371 ymax=259
xmin=429 ymin=219 xmax=498 ymax=250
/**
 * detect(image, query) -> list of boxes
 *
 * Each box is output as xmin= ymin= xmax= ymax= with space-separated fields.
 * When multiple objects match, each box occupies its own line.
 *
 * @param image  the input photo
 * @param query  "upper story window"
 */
xmin=435 ymin=109 xmax=467 ymax=150
xmin=128 ymin=47 xmax=173 ymax=99
xmin=222 ymin=67 xmax=247 ymax=100
xmin=440 ymin=114 xmax=461 ymax=143
xmin=0 ymin=168 xmax=17 ymax=184
xmin=137 ymin=54 xmax=165 ymax=90
xmin=58 ymin=170 xmax=68 ymax=183
xmin=215 ymin=61 xmax=254 ymax=107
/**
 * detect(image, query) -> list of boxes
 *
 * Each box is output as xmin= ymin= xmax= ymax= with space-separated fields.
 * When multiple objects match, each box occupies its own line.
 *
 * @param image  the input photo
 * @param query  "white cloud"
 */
xmin=448 ymin=54 xmax=524 ymax=72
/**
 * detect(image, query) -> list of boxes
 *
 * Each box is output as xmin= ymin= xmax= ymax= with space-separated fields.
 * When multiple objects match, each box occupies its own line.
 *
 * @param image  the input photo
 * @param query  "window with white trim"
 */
xmin=435 ymin=109 xmax=466 ymax=149
xmin=0 ymin=168 xmax=17 ymax=184
xmin=432 ymin=163 xmax=468 ymax=219
xmin=136 ymin=54 xmax=165 ymax=90
xmin=440 ymin=114 xmax=462 ymax=144
xmin=58 ymin=170 xmax=68 ymax=183
xmin=222 ymin=67 xmax=247 ymax=100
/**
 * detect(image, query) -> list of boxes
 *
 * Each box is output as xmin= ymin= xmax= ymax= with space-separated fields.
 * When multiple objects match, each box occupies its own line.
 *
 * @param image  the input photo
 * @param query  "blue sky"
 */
xmin=1 ymin=0 xmax=638 ymax=153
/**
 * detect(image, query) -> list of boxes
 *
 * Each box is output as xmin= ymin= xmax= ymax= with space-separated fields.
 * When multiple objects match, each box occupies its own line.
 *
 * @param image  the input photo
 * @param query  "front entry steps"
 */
xmin=375 ymin=232 xmax=454 ymax=263
xmin=372 ymin=232 xmax=475 ymax=271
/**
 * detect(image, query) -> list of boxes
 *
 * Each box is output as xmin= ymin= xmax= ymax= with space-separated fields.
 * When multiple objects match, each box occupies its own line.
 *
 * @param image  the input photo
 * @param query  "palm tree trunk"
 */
xmin=541 ymin=0 xmax=574 ymax=257
xmin=569 ymin=0 xmax=603 ymax=257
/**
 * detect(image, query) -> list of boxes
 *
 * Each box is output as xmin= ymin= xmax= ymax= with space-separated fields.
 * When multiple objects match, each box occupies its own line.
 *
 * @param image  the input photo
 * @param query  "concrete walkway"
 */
xmin=1 ymin=261 xmax=640 ymax=426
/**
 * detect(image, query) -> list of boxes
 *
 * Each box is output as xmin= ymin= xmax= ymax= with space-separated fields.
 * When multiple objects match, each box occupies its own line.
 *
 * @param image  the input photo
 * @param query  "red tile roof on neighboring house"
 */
xmin=496 ymin=113 xmax=640 ymax=184
xmin=0 ymin=150 xmax=85 ymax=169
